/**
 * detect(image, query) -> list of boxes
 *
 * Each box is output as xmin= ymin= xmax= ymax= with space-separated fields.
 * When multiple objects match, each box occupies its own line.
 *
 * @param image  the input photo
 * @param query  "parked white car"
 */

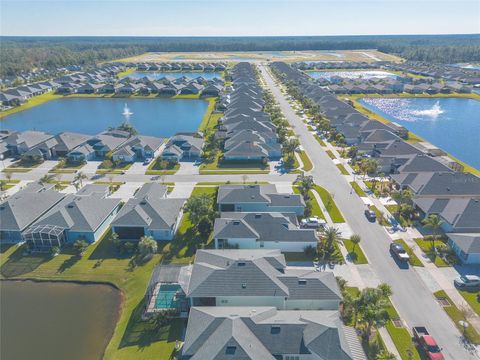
xmin=301 ymin=217 xmax=326 ymax=229
xmin=454 ymin=275 xmax=480 ymax=288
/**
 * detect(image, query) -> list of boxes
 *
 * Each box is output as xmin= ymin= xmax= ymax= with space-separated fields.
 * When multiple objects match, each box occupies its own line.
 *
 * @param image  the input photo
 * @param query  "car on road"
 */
xmin=390 ymin=242 xmax=410 ymax=262
xmin=300 ymin=217 xmax=326 ymax=229
xmin=412 ymin=326 xmax=444 ymax=360
xmin=454 ymin=275 xmax=480 ymax=288
xmin=143 ymin=157 xmax=152 ymax=165
xmin=364 ymin=209 xmax=376 ymax=222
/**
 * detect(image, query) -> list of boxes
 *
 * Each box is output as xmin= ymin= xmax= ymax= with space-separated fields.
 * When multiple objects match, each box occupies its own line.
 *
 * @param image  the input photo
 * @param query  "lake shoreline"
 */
xmin=352 ymin=96 xmax=480 ymax=175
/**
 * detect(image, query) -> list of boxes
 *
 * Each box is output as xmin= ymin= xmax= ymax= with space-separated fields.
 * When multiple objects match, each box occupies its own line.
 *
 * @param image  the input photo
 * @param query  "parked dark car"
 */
xmin=390 ymin=243 xmax=410 ymax=262
xmin=364 ymin=209 xmax=376 ymax=222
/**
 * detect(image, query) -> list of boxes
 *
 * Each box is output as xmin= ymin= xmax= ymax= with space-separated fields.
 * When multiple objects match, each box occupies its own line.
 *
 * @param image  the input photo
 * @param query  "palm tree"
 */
xmin=350 ymin=234 xmax=361 ymax=254
xmin=74 ymin=171 xmax=87 ymax=188
xmin=296 ymin=174 xmax=314 ymax=199
xmin=422 ymin=214 xmax=444 ymax=249
xmin=343 ymin=291 xmax=362 ymax=328
xmin=138 ymin=235 xmax=158 ymax=259
xmin=321 ymin=226 xmax=341 ymax=258
xmin=284 ymin=137 xmax=300 ymax=157
xmin=359 ymin=286 xmax=391 ymax=340
xmin=39 ymin=174 xmax=54 ymax=185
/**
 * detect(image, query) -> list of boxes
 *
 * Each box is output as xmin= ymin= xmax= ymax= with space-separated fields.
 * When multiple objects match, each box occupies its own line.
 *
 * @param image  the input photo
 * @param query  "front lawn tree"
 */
xmin=184 ymin=193 xmax=215 ymax=225
xmin=73 ymin=238 xmax=89 ymax=256
xmin=138 ymin=236 xmax=158 ymax=259
xmin=296 ymin=174 xmax=314 ymax=199
xmin=350 ymin=234 xmax=361 ymax=254
xmin=422 ymin=214 xmax=444 ymax=249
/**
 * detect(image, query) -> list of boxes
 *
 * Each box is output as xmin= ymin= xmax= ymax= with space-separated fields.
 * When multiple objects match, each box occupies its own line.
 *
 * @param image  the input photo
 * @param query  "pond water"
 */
xmin=124 ymin=71 xmax=221 ymax=80
xmin=0 ymin=280 xmax=121 ymax=360
xmin=358 ymin=97 xmax=480 ymax=170
xmin=307 ymin=70 xmax=397 ymax=80
xmin=0 ymin=97 xmax=209 ymax=137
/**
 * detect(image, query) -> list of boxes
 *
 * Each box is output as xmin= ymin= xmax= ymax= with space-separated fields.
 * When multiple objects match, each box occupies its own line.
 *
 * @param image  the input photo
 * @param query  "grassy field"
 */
xmin=298 ymin=150 xmax=313 ymax=171
xmin=393 ymin=239 xmax=423 ymax=267
xmin=342 ymin=239 xmax=368 ymax=264
xmin=369 ymin=205 xmax=389 ymax=226
xmin=199 ymin=153 xmax=269 ymax=174
xmin=0 ymin=186 xmax=219 ymax=360
xmin=350 ymin=182 xmax=366 ymax=197
xmin=313 ymin=184 xmax=345 ymax=223
xmin=434 ymin=290 xmax=480 ymax=345
xmin=0 ymin=92 xmax=62 ymax=118
xmin=336 ymin=163 xmax=349 ymax=175
xmin=197 ymin=98 xmax=219 ymax=133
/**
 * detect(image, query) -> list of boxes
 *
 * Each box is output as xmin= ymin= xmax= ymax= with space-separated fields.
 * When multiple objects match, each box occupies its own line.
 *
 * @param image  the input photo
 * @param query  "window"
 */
xmin=237 ymin=262 xmax=246 ymax=266
xmin=298 ymin=279 xmax=307 ymax=285
xmin=242 ymin=283 xmax=247 ymax=289
xmin=271 ymin=326 xmax=281 ymax=334
xmin=226 ymin=346 xmax=236 ymax=355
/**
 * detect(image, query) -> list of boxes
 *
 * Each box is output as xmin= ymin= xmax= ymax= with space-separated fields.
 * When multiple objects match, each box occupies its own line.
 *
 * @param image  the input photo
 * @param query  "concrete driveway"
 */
xmin=176 ymin=161 xmax=200 ymax=175
xmin=109 ymin=182 xmax=142 ymax=202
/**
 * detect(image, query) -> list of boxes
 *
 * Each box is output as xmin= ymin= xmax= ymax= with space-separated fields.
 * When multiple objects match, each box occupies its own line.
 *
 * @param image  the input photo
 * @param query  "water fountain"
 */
xmin=122 ymin=103 xmax=133 ymax=120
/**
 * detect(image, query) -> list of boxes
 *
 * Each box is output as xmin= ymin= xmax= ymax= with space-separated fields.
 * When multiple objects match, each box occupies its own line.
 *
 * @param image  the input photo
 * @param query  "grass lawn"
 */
xmin=458 ymin=289 xmax=480 ymax=317
xmin=393 ymin=239 xmax=424 ymax=267
xmin=313 ymin=184 xmax=345 ymax=223
xmin=96 ymin=162 xmax=133 ymax=174
xmin=116 ymin=68 xmax=136 ymax=78
xmin=200 ymin=154 xmax=269 ymax=174
xmin=385 ymin=301 xmax=422 ymax=360
xmin=49 ymin=161 xmax=85 ymax=174
xmin=145 ymin=159 xmax=180 ymax=175
xmin=197 ymin=98 xmax=219 ymax=133
xmin=413 ymin=238 xmax=451 ymax=267
xmin=326 ymin=149 xmax=336 ymax=159
xmin=94 ymin=181 xmax=124 ymax=193
xmin=196 ymin=181 xmax=269 ymax=185
xmin=350 ymin=182 xmax=366 ymax=197
xmin=160 ymin=186 xmax=217 ymax=264
xmin=342 ymin=239 xmax=368 ymax=264
xmin=0 ymin=92 xmax=62 ymax=118
xmin=336 ymin=163 xmax=349 ymax=175
xmin=298 ymin=150 xmax=313 ymax=171
xmin=293 ymin=186 xmax=325 ymax=220
xmin=314 ymin=134 xmax=326 ymax=147
xmin=434 ymin=290 xmax=480 ymax=345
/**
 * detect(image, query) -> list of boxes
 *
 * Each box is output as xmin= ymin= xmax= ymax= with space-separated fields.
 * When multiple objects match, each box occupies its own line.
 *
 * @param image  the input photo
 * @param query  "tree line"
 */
xmin=1 ymin=34 xmax=479 ymax=77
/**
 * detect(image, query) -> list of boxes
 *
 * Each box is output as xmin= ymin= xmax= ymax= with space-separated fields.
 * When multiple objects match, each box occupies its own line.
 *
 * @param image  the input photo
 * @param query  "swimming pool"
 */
xmin=154 ymin=284 xmax=182 ymax=309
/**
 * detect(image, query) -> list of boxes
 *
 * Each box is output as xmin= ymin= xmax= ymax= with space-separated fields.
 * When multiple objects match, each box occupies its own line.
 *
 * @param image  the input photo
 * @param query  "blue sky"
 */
xmin=1 ymin=0 xmax=479 ymax=36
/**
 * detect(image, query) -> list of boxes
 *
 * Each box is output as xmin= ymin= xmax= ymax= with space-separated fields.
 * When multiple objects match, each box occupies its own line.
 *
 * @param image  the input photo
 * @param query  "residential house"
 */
xmin=111 ymin=183 xmax=186 ymax=240
xmin=112 ymin=135 xmax=164 ymax=163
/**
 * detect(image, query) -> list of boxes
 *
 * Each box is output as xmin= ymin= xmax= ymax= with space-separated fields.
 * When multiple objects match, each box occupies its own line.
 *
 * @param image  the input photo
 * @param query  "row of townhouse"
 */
xmin=0 ymin=182 xmax=186 ymax=249
xmin=271 ymin=61 xmax=480 ymax=264
xmin=134 ymin=61 xmax=227 ymax=72
xmin=0 ymin=129 xmax=164 ymax=163
xmin=146 ymin=249 xmax=366 ymax=360
xmin=295 ymin=61 xmax=383 ymax=70
xmin=385 ymin=61 xmax=480 ymax=85
xmin=0 ymin=63 xmax=124 ymax=107
xmin=215 ymin=62 xmax=282 ymax=162
xmin=58 ymin=75 xmax=224 ymax=97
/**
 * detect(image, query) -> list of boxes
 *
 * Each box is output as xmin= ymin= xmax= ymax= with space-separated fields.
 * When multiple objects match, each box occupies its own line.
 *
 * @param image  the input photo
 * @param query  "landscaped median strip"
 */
xmin=298 ymin=150 xmax=313 ymax=171
xmin=325 ymin=149 xmax=336 ymax=159
xmin=350 ymin=181 xmax=366 ymax=197
xmin=314 ymin=134 xmax=326 ymax=147
xmin=336 ymin=163 xmax=349 ymax=175
xmin=342 ymin=238 xmax=368 ymax=264
xmin=385 ymin=300 xmax=422 ymax=360
xmin=413 ymin=237 xmax=452 ymax=267
xmin=434 ymin=290 xmax=480 ymax=345
xmin=393 ymin=239 xmax=424 ymax=267
xmin=292 ymin=186 xmax=326 ymax=220
xmin=313 ymin=184 xmax=345 ymax=223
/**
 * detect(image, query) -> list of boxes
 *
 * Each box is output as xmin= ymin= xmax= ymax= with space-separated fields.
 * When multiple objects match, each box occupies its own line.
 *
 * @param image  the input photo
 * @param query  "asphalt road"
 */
xmin=259 ymin=64 xmax=478 ymax=360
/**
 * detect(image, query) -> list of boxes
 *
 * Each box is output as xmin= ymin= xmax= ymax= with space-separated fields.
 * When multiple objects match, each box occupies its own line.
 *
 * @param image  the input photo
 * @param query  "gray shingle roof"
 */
xmin=112 ymin=183 xmax=185 ymax=230
xmin=183 ymin=307 xmax=361 ymax=360
xmin=448 ymin=233 xmax=480 ymax=254
xmin=0 ymin=189 xmax=64 ymax=232
xmin=214 ymin=212 xmax=317 ymax=243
